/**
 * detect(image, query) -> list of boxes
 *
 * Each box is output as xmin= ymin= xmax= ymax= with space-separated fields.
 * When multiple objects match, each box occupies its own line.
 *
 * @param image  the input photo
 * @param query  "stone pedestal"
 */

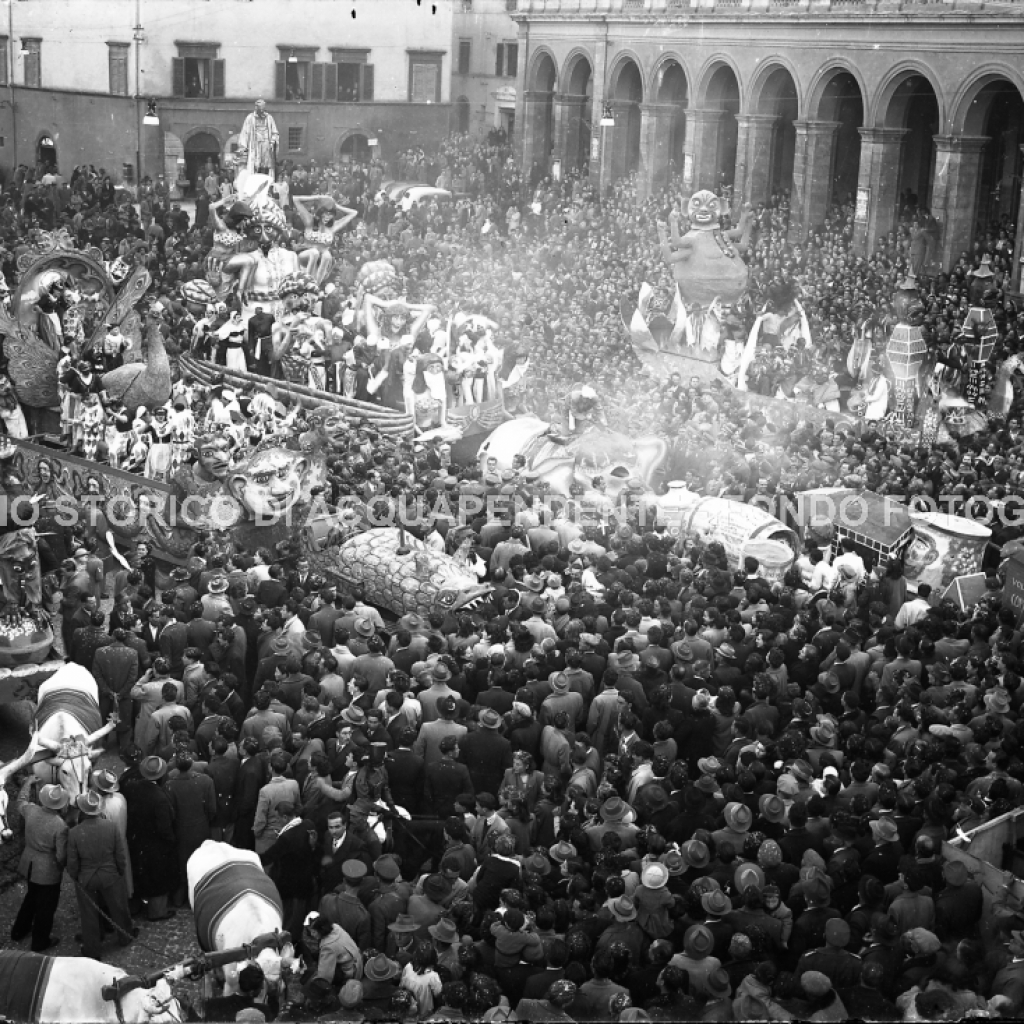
xmin=853 ymin=127 xmax=907 ymax=256
xmin=790 ymin=120 xmax=839 ymax=238
xmin=930 ymin=134 xmax=988 ymax=271
xmin=734 ymin=114 xmax=778 ymax=207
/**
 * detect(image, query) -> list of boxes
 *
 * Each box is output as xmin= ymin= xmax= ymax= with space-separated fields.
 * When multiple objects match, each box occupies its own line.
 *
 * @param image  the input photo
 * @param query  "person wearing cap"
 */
xmin=417 ymin=662 xmax=457 ymax=724
xmin=795 ymin=916 xmax=862 ymax=991
xmin=361 ymin=954 xmax=401 ymax=1015
xmin=67 ymin=790 xmax=136 ymax=958
xmin=413 ymin=694 xmax=467 ymax=766
xmin=934 ymin=858 xmax=983 ymax=941
xmin=669 ymin=924 xmax=722 ymax=998
xmin=319 ymin=859 xmax=371 ymax=949
xmin=540 ymin=673 xmax=584 ymax=731
xmin=10 ymin=779 xmax=69 ymax=952
xmin=789 ymin=875 xmax=842 ymax=959
xmin=459 ymin=707 xmax=514 ymax=797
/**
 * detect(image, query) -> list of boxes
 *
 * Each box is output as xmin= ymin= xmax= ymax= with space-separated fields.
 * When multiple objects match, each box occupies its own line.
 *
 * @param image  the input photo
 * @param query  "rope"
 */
xmin=71 ymin=878 xmax=181 ymax=967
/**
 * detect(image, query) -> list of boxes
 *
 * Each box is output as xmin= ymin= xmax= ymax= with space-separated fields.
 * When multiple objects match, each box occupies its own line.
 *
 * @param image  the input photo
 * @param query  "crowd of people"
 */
xmin=2 ymin=134 xmax=1024 ymax=1023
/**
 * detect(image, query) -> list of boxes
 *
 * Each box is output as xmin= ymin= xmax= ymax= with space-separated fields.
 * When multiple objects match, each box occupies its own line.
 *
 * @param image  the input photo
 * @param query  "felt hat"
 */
xmin=428 ymin=918 xmax=460 ymax=943
xmin=776 ymin=774 xmax=800 ymax=797
xmin=341 ymin=705 xmax=366 ymax=727
xmin=76 ymin=791 xmax=103 ymax=816
xmin=140 ymin=756 xmax=168 ymax=782
xmin=423 ymin=873 xmax=453 ymax=902
xmin=645 ymin=786 xmax=668 ymax=811
xmin=734 ymin=862 xmax=765 ymax=893
xmin=302 ymin=630 xmax=322 ymax=651
xmin=661 ymin=850 xmax=686 ymax=875
xmin=523 ymin=575 xmax=545 ymax=593
xmin=718 ymin=643 xmax=737 ymax=661
xmin=681 ymin=839 xmax=709 ymax=869
xmin=683 ymin=925 xmax=714 ymax=959
xmin=523 ymin=852 xmax=551 ymax=876
xmin=697 ymin=757 xmax=722 ymax=776
xmin=758 ymin=794 xmax=785 ymax=824
xmin=696 ymin=775 xmax=719 ymax=795
xmin=207 ymin=575 xmax=229 ymax=594
xmin=353 ymin=617 xmax=375 ymax=637
xmin=364 ymin=954 xmax=400 ymax=982
xmin=723 ymin=802 xmax=752 ymax=833
xmin=609 ymin=895 xmax=637 ymax=923
xmin=39 ymin=784 xmax=69 ymax=811
xmin=433 ymin=662 xmax=453 ymax=683
xmin=374 ymin=855 xmax=401 ymax=881
xmin=271 ymin=636 xmax=292 ymax=655
xmin=789 ymin=760 xmax=814 ymax=783
xmin=706 ymin=969 xmax=732 ymax=999
xmin=641 ymin=863 xmax=669 ymax=890
xmin=550 ymin=673 xmax=570 ymax=694
xmin=671 ymin=640 xmax=694 ymax=663
xmin=549 ymin=840 xmax=577 ymax=864
xmin=599 ymin=797 xmax=629 ymax=823
xmin=869 ymin=818 xmax=898 ymax=844
xmin=387 ymin=913 xmax=420 ymax=933
xmin=478 ymin=708 xmax=502 ymax=730
xmin=701 ymin=890 xmax=732 ymax=917
xmin=985 ymin=689 xmax=1011 ymax=715
xmin=809 ymin=720 xmax=836 ymax=747
xmin=90 ymin=769 xmax=118 ymax=795
xmin=170 ymin=567 xmax=191 ymax=583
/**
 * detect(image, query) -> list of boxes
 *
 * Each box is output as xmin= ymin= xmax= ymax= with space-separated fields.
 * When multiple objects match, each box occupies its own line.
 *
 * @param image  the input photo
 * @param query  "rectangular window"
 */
xmin=408 ymin=50 xmax=443 ymax=103
xmin=0 ymin=38 xmax=8 ymax=87
xmin=276 ymin=47 xmax=317 ymax=101
xmin=172 ymin=43 xmax=223 ymax=98
xmin=23 ymin=39 xmax=40 ymax=89
xmin=108 ymin=43 xmax=129 ymax=96
xmin=496 ymin=42 xmax=517 ymax=78
xmin=458 ymin=40 xmax=471 ymax=75
xmin=288 ymin=126 xmax=303 ymax=152
xmin=330 ymin=49 xmax=371 ymax=102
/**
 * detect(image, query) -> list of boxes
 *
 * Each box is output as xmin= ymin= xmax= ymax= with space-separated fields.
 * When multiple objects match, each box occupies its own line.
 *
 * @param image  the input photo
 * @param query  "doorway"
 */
xmin=37 ymin=135 xmax=57 ymax=173
xmin=183 ymin=131 xmax=221 ymax=197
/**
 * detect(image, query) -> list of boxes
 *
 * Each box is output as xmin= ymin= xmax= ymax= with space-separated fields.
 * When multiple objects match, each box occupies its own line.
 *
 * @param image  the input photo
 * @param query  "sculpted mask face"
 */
xmin=687 ymin=190 xmax=720 ymax=228
xmin=198 ymin=436 xmax=235 ymax=481
xmin=229 ymin=446 xmax=309 ymax=522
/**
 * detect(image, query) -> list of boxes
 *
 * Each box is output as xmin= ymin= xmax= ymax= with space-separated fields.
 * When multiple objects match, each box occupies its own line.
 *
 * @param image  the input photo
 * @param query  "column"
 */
xmin=1013 ymin=145 xmax=1024 ymax=293
xmin=685 ymin=108 xmax=724 ymax=192
xmin=599 ymin=100 xmax=635 ymax=186
xmin=930 ymin=135 xmax=988 ymax=272
xmin=734 ymin=114 xmax=777 ymax=208
xmin=520 ymin=90 xmax=554 ymax=176
xmin=553 ymin=93 xmax=588 ymax=173
xmin=588 ymin=43 xmax=610 ymax=187
xmin=852 ymin=127 xmax=906 ymax=256
xmin=790 ymin=120 xmax=839 ymax=239
xmin=638 ymin=102 xmax=679 ymax=199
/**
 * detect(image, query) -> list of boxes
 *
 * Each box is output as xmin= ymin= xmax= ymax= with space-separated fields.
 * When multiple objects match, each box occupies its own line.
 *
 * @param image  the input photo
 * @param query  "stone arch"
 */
xmin=695 ymin=58 xmax=741 ymax=190
xmin=607 ymin=54 xmax=644 ymax=180
xmin=875 ymin=64 xmax=942 ymax=213
xmin=182 ymin=127 xmax=222 ymax=196
xmin=746 ymin=61 xmax=800 ymax=199
xmin=653 ymin=56 xmax=689 ymax=181
xmin=950 ymin=68 xmax=1024 ymax=233
xmin=561 ymin=50 xmax=594 ymax=172
xmin=807 ymin=63 xmax=867 ymax=208
xmin=528 ymin=47 xmax=559 ymax=93
xmin=746 ymin=56 xmax=803 ymax=118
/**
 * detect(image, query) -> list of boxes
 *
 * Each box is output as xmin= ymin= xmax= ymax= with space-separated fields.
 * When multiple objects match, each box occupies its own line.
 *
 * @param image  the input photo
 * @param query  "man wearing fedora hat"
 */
xmin=417 ymin=661 xmax=457 ymax=724
xmin=459 ymin=707 xmax=514 ymax=797
xmin=361 ymin=953 xmax=401 ymax=1013
xmin=11 ymin=781 xmax=69 ymax=951
xmin=122 ymin=756 xmax=179 ymax=920
xmin=67 ymin=790 xmax=136 ymax=959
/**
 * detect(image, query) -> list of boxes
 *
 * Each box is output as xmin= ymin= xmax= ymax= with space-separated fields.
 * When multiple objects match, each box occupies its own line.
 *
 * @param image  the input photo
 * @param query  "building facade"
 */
xmin=452 ymin=0 xmax=521 ymax=139
xmin=0 ymin=0 xmax=453 ymax=186
xmin=511 ymin=0 xmax=1024 ymax=283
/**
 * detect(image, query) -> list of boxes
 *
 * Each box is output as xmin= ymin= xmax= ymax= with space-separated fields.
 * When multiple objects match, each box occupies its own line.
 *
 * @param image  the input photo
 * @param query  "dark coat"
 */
xmin=261 ymin=818 xmax=319 ymax=899
xmin=320 ymin=827 xmax=379 ymax=891
xmin=92 ymin=641 xmax=140 ymax=696
xmin=165 ymin=770 xmax=217 ymax=863
xmin=424 ymin=756 xmax=474 ymax=819
xmin=385 ymin=748 xmax=425 ymax=815
xmin=123 ymin=777 xmax=178 ymax=897
xmin=204 ymin=755 xmax=240 ymax=828
xmin=67 ymin=815 xmax=128 ymax=885
xmin=459 ymin=728 xmax=514 ymax=797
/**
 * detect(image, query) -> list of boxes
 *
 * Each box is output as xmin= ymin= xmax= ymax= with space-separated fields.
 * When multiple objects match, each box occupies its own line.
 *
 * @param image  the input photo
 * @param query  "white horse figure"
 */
xmin=187 ymin=840 xmax=298 ymax=998
xmin=31 ymin=663 xmax=116 ymax=803
xmin=0 ymin=952 xmax=185 ymax=1024
xmin=0 ymin=730 xmax=45 ymax=842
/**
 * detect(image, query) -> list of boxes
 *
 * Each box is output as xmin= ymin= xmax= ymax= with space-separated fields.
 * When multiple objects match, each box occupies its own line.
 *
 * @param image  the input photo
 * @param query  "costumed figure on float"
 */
xmin=291 ymin=193 xmax=358 ymax=287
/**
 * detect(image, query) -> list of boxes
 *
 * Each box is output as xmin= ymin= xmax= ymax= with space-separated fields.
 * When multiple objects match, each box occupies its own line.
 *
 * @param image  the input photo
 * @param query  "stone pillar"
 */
xmin=734 ymin=114 xmax=778 ymax=208
xmin=685 ymin=108 xmax=724 ymax=192
xmin=790 ymin=120 xmax=839 ymax=239
xmin=588 ymin=44 xmax=609 ymax=188
xmin=930 ymin=135 xmax=988 ymax=272
xmin=520 ymin=90 xmax=554 ymax=176
xmin=554 ymin=92 xmax=588 ymax=173
xmin=599 ymin=100 xmax=635 ymax=187
xmin=853 ymin=127 xmax=906 ymax=256
xmin=1013 ymin=145 xmax=1024 ymax=294
xmin=638 ymin=102 xmax=678 ymax=199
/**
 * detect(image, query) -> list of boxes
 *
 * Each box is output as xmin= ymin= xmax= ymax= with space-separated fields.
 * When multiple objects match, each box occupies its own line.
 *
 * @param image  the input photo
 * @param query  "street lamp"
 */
xmin=287 ymin=50 xmax=298 ymax=64
xmin=143 ymin=99 xmax=159 ymax=125
xmin=599 ymin=104 xmax=614 ymax=128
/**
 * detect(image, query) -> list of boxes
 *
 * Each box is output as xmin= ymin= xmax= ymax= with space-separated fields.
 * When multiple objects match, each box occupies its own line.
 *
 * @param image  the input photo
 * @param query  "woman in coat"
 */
xmin=122 ymin=755 xmax=178 ymax=920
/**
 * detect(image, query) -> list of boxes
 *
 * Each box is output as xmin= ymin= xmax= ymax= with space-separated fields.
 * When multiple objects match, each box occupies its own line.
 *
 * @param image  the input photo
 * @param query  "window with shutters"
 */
xmin=23 ymin=38 xmax=40 ymax=88
xmin=287 ymin=127 xmax=303 ymax=152
xmin=408 ymin=50 xmax=443 ymax=104
xmin=172 ymin=43 xmax=223 ymax=99
xmin=276 ymin=46 xmax=317 ymax=102
xmin=107 ymin=43 xmax=129 ymax=96
xmin=330 ymin=49 xmax=372 ymax=102
xmin=458 ymin=40 xmax=471 ymax=76
xmin=495 ymin=42 xmax=518 ymax=78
